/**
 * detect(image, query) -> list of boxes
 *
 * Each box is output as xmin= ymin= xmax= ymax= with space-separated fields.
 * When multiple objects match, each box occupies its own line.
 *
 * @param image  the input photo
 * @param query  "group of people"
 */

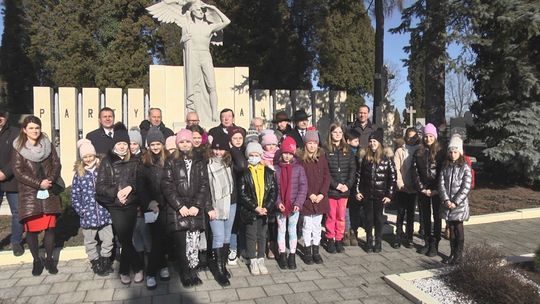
xmin=0 ymin=104 xmax=472 ymax=291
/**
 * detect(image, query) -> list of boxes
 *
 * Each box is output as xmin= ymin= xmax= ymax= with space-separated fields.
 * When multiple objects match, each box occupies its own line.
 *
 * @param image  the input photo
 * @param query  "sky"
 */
xmin=0 ymin=1 xmax=415 ymax=114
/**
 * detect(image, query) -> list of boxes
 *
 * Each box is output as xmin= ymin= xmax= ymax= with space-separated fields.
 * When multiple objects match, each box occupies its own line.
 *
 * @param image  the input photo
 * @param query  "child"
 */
xmin=96 ymin=122 xmax=145 ymax=285
xmin=206 ymin=135 xmax=235 ymax=286
xmin=439 ymin=135 xmax=472 ymax=265
xmin=129 ymin=127 xmax=144 ymax=159
xmin=355 ymin=129 xmax=396 ymax=253
xmin=260 ymin=130 xmax=279 ymax=258
xmin=299 ymin=129 xmax=330 ymax=264
xmin=165 ymin=136 xmax=177 ymax=154
xmin=161 ymin=129 xmax=210 ymax=288
xmin=412 ymin=123 xmax=446 ymax=256
xmin=393 ymin=127 xmax=421 ymax=249
xmin=274 ymin=137 xmax=307 ymax=270
xmin=138 ymin=127 xmax=171 ymax=290
xmin=238 ymin=142 xmax=277 ymax=275
xmin=345 ymin=129 xmax=362 ymax=246
xmin=72 ymin=139 xmax=113 ymax=276
xmin=324 ymin=123 xmax=356 ymax=253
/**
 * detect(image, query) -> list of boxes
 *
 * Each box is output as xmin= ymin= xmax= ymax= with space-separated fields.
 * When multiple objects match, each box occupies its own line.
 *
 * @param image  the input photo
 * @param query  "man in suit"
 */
xmin=139 ymin=108 xmax=174 ymax=146
xmin=86 ymin=107 xmax=116 ymax=155
xmin=208 ymin=108 xmax=246 ymax=141
xmin=287 ymin=109 xmax=311 ymax=149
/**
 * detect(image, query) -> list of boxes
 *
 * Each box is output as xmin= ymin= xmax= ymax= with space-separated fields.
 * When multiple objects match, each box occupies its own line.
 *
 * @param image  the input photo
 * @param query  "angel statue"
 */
xmin=148 ymin=0 xmax=231 ymax=123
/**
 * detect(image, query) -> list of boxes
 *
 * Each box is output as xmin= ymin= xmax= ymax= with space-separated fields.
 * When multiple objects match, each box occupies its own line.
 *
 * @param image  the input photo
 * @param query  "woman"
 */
xmin=12 ymin=115 xmax=61 ymax=276
xmin=96 ymin=122 xmax=145 ymax=285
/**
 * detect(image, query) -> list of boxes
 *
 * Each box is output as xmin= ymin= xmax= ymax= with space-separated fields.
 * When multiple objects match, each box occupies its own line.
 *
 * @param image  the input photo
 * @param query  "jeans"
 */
xmin=418 ymin=194 xmax=441 ymax=241
xmin=302 ymin=214 xmax=323 ymax=246
xmin=325 ymin=197 xmax=348 ymax=241
xmin=245 ymin=217 xmax=267 ymax=259
xmin=0 ymin=191 xmax=24 ymax=245
xmin=395 ymin=192 xmax=416 ymax=240
xmin=364 ymin=198 xmax=385 ymax=240
xmin=209 ymin=203 xmax=236 ymax=248
xmin=82 ymin=225 xmax=114 ymax=261
xmin=277 ymin=211 xmax=299 ymax=253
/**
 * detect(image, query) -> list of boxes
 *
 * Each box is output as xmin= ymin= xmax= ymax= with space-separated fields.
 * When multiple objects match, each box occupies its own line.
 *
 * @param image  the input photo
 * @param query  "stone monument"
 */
xmin=147 ymin=0 xmax=231 ymax=123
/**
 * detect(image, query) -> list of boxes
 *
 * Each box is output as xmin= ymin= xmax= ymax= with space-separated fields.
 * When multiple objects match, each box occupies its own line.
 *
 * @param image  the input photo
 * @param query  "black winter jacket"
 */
xmin=412 ymin=147 xmax=445 ymax=192
xmin=355 ymin=156 xmax=397 ymax=200
xmin=96 ymin=151 xmax=142 ymax=210
xmin=0 ymin=124 xmax=19 ymax=192
xmin=138 ymin=155 xmax=166 ymax=210
xmin=161 ymin=154 xmax=210 ymax=232
xmin=325 ymin=146 xmax=356 ymax=198
xmin=230 ymin=147 xmax=248 ymax=204
xmin=237 ymin=166 xmax=277 ymax=224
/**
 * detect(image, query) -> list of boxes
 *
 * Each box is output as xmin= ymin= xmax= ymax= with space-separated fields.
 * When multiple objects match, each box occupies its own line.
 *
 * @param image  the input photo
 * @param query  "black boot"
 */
xmin=190 ymin=267 xmax=203 ymax=286
xmin=417 ymin=238 xmax=430 ymax=255
xmin=278 ymin=253 xmax=288 ymax=269
xmin=303 ymin=246 xmax=314 ymax=265
xmin=312 ymin=245 xmax=323 ymax=264
xmin=326 ymin=239 xmax=336 ymax=254
xmin=198 ymin=250 xmax=208 ymax=270
xmin=442 ymin=239 xmax=455 ymax=264
xmin=426 ymin=238 xmax=438 ymax=257
xmin=452 ymin=238 xmax=464 ymax=265
xmin=101 ymin=256 xmax=114 ymax=274
xmin=335 ymin=240 xmax=345 ymax=253
xmin=32 ymin=258 xmax=44 ymax=276
xmin=403 ymin=237 xmax=413 ymax=249
xmin=364 ymin=234 xmax=374 ymax=253
xmin=392 ymin=234 xmax=402 ymax=249
xmin=287 ymin=253 xmax=297 ymax=270
xmin=219 ymin=247 xmax=231 ymax=279
xmin=374 ymin=239 xmax=382 ymax=253
xmin=91 ymin=258 xmax=107 ymax=276
xmin=44 ymin=257 xmax=58 ymax=274
xmin=210 ymin=249 xmax=230 ymax=287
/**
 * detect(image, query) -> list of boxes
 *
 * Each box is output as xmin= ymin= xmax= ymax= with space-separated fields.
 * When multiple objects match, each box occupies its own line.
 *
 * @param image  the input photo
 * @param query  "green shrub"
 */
xmin=58 ymin=186 xmax=72 ymax=210
xmin=535 ymin=245 xmax=540 ymax=272
xmin=447 ymin=243 xmax=540 ymax=304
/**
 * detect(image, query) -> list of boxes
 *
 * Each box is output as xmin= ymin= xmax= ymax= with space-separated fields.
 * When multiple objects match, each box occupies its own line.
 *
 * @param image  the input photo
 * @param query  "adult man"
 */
xmin=208 ymin=108 xmax=245 ymax=141
xmin=287 ymin=109 xmax=311 ymax=149
xmin=348 ymin=105 xmax=378 ymax=148
xmin=185 ymin=111 xmax=201 ymax=127
xmin=272 ymin=111 xmax=292 ymax=143
xmin=139 ymin=108 xmax=174 ymax=146
xmin=0 ymin=107 xmax=24 ymax=256
xmin=250 ymin=117 xmax=265 ymax=134
xmin=86 ymin=107 xmax=116 ymax=155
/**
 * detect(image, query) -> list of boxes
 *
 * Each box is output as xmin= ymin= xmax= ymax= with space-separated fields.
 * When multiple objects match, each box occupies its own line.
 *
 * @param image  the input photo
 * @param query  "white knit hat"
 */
xmin=245 ymin=142 xmax=264 ymax=157
xmin=448 ymin=135 xmax=464 ymax=155
xmin=128 ymin=127 xmax=143 ymax=147
xmin=77 ymin=139 xmax=96 ymax=158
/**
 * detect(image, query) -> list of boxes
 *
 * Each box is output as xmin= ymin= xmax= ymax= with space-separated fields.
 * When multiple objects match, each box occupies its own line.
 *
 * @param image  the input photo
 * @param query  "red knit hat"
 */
xmin=281 ymin=136 xmax=297 ymax=154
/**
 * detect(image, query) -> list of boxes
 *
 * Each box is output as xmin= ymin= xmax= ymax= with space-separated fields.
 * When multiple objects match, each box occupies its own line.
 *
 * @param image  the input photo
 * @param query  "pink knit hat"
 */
xmin=261 ymin=133 xmax=278 ymax=146
xmin=281 ymin=136 xmax=297 ymax=154
xmin=165 ymin=136 xmax=176 ymax=150
xmin=423 ymin=123 xmax=438 ymax=140
xmin=176 ymin=129 xmax=193 ymax=144
xmin=77 ymin=139 xmax=96 ymax=158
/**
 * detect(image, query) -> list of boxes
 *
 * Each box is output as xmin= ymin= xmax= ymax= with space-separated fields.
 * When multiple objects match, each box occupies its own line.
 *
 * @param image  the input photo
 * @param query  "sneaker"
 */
xmin=257 ymin=258 xmax=268 ymax=275
xmin=146 ymin=276 xmax=157 ymax=290
xmin=120 ymin=274 xmax=131 ymax=285
xmin=134 ymin=270 xmax=144 ymax=283
xmin=12 ymin=243 xmax=24 ymax=257
xmin=228 ymin=249 xmax=238 ymax=266
xmin=159 ymin=267 xmax=170 ymax=281
xmin=249 ymin=258 xmax=260 ymax=275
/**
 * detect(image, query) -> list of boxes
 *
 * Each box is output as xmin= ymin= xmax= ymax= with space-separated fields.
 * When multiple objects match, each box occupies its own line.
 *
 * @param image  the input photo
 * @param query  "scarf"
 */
xmin=262 ymin=149 xmax=276 ymax=164
xmin=184 ymin=158 xmax=192 ymax=185
xmin=186 ymin=230 xmax=201 ymax=269
xmin=248 ymin=163 xmax=265 ymax=208
xmin=279 ymin=162 xmax=294 ymax=216
xmin=113 ymin=149 xmax=127 ymax=157
xmin=13 ymin=136 xmax=52 ymax=162
xmin=84 ymin=159 xmax=99 ymax=172
xmin=208 ymin=157 xmax=233 ymax=219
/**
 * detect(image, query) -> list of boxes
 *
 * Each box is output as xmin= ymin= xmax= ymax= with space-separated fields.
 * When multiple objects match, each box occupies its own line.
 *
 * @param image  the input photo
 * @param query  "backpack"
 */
xmin=464 ymin=155 xmax=476 ymax=190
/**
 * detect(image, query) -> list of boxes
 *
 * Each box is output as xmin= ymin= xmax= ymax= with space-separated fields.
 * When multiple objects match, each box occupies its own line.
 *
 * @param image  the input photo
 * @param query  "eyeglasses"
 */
xmin=187 ymin=120 xmax=200 ymax=123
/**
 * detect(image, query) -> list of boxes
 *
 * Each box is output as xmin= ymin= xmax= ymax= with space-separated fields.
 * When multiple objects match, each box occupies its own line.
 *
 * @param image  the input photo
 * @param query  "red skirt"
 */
xmin=24 ymin=214 xmax=57 ymax=232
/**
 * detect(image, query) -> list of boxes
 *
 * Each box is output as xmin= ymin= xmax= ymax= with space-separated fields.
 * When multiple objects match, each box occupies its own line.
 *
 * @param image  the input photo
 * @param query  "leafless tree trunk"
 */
xmin=445 ymin=70 xmax=476 ymax=118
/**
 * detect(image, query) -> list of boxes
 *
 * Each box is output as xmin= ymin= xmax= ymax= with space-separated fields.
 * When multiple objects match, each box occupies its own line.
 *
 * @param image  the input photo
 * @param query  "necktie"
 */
xmin=300 ymin=130 xmax=305 ymax=139
xmin=108 ymin=131 xmax=113 ymax=138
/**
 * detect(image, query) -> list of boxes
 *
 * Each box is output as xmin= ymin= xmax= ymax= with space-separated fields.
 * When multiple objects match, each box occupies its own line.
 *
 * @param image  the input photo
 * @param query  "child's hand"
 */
xmin=316 ymin=194 xmax=324 ymax=203
xmin=208 ymin=210 xmax=217 ymax=220
xmin=341 ymin=185 xmax=349 ymax=193
xmin=261 ymin=208 xmax=268 ymax=216
xmin=179 ymin=206 xmax=189 ymax=217
xmin=278 ymin=204 xmax=285 ymax=212
xmin=309 ymin=194 xmax=317 ymax=203
xmin=188 ymin=206 xmax=199 ymax=216
xmin=382 ymin=197 xmax=391 ymax=204
xmin=356 ymin=193 xmax=364 ymax=201
xmin=293 ymin=206 xmax=299 ymax=212
xmin=255 ymin=207 xmax=264 ymax=215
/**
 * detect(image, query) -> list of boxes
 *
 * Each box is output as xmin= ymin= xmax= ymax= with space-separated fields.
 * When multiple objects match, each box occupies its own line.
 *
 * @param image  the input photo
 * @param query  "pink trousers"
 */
xmin=325 ymin=197 xmax=348 ymax=241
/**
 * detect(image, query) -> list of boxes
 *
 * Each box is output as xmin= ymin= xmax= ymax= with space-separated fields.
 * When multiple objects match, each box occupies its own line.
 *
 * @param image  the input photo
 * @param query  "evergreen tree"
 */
xmin=466 ymin=0 xmax=540 ymax=183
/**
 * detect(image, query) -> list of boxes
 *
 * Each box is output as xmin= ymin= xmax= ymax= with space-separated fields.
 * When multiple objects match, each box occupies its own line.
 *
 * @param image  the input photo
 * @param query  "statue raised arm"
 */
xmin=147 ymin=0 xmax=231 ymax=123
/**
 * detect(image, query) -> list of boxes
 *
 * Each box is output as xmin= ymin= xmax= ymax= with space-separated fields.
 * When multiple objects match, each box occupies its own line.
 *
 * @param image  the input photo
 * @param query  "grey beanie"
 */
xmin=128 ymin=127 xmax=143 ymax=147
xmin=245 ymin=142 xmax=264 ymax=158
xmin=146 ymin=126 xmax=165 ymax=146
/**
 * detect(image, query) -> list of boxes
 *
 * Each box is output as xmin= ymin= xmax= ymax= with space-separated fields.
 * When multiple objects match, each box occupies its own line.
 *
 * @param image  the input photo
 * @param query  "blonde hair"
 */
xmin=142 ymin=146 xmax=169 ymax=167
xmin=324 ymin=123 xmax=349 ymax=153
xmin=365 ymin=144 xmax=384 ymax=165
xmin=73 ymin=157 xmax=100 ymax=177
xmin=299 ymin=146 xmax=322 ymax=163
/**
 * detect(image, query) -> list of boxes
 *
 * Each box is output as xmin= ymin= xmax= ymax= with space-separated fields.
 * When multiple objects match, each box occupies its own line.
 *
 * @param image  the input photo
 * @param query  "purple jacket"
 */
xmin=274 ymin=159 xmax=308 ymax=210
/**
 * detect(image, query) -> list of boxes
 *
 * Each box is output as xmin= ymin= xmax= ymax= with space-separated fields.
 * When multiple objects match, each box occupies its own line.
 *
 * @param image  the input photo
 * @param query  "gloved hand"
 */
xmin=148 ymin=200 xmax=159 ymax=213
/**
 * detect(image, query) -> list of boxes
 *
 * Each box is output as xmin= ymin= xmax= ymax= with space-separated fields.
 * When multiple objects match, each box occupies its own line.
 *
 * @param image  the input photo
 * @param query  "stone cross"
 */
xmin=406 ymin=105 xmax=416 ymax=127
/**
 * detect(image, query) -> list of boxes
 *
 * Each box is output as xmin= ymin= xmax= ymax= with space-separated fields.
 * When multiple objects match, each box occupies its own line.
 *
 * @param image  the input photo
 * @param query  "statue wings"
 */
xmin=146 ymin=0 xmax=193 ymax=27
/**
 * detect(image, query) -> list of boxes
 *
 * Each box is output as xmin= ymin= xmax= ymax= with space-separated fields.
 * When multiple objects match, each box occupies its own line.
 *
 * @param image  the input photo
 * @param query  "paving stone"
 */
xmin=103 ymin=278 xmax=131 ymax=289
xmin=140 ymin=282 xmax=169 ymax=296
xmin=194 ymin=280 xmax=224 ymax=291
xmin=313 ymin=277 xmax=344 ymax=290
xmin=26 ymin=294 xmax=58 ymax=304
xmin=183 ymin=291 xmax=211 ymax=303
xmin=60 ymin=266 xmax=89 ymax=274
xmin=361 ymin=283 xmax=397 ymax=296
xmin=360 ymin=296 xmax=393 ymax=304
xmin=123 ymin=296 xmax=152 ymax=304
xmin=310 ymin=289 xmax=344 ymax=303
xmin=0 ymin=286 xmax=24 ymax=298
xmin=338 ymin=275 xmax=369 ymax=287
xmin=271 ymin=273 xmax=299 ymax=284
xmin=0 ymin=269 xmax=16 ymax=280
xmin=152 ymin=293 xmax=182 ymax=304
xmin=77 ymin=279 xmax=105 ymax=291
xmin=288 ymin=281 xmax=319 ymax=293
xmin=50 ymin=281 xmax=80 ymax=294
xmin=209 ymin=288 xmax=238 ymax=302
xmin=224 ymin=277 xmax=249 ymax=289
xmin=245 ymin=275 xmax=274 ymax=287
xmin=21 ymin=283 xmax=51 ymax=297
xmin=295 ymin=270 xmax=323 ymax=281
xmin=385 ymin=294 xmax=413 ymax=304
xmin=255 ymin=295 xmax=286 ymax=304
xmin=0 ymin=278 xmax=18 ymax=288
xmin=317 ymin=267 xmax=348 ymax=278
xmin=227 ymin=300 xmax=256 ymax=304
xmin=112 ymin=286 xmax=142 ymax=300
xmin=336 ymin=287 xmax=369 ymax=300
xmin=11 ymin=269 xmax=35 ymax=279
xmin=55 ymin=291 xmax=87 ymax=304
xmin=236 ymin=286 xmax=265 ymax=300
xmin=14 ymin=275 xmax=44 ymax=286
xmin=283 ymin=292 xmax=316 ymax=304
xmin=262 ymin=283 xmax=294 ymax=296
xmin=69 ymin=271 xmax=96 ymax=281
xmin=43 ymin=273 xmax=71 ymax=284
xmin=85 ymin=288 xmax=115 ymax=302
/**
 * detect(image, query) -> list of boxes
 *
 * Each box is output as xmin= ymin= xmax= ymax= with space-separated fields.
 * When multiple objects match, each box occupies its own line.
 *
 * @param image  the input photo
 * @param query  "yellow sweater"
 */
xmin=248 ymin=163 xmax=265 ymax=208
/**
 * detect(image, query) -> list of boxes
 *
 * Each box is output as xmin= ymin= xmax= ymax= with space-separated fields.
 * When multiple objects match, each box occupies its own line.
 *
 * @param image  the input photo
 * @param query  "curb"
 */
xmin=383 ymin=254 xmax=534 ymax=304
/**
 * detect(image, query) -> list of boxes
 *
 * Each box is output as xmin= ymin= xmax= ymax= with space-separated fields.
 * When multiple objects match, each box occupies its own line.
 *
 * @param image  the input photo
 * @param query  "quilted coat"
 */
xmin=274 ymin=159 xmax=308 ymax=210
xmin=325 ymin=146 xmax=356 ymax=199
xmin=439 ymin=162 xmax=472 ymax=222
xmin=355 ymin=153 xmax=397 ymax=201
xmin=71 ymin=168 xmax=112 ymax=229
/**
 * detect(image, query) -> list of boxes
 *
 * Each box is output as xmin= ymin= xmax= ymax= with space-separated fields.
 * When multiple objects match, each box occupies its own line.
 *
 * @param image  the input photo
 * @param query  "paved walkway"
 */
xmin=0 ymin=218 xmax=539 ymax=304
